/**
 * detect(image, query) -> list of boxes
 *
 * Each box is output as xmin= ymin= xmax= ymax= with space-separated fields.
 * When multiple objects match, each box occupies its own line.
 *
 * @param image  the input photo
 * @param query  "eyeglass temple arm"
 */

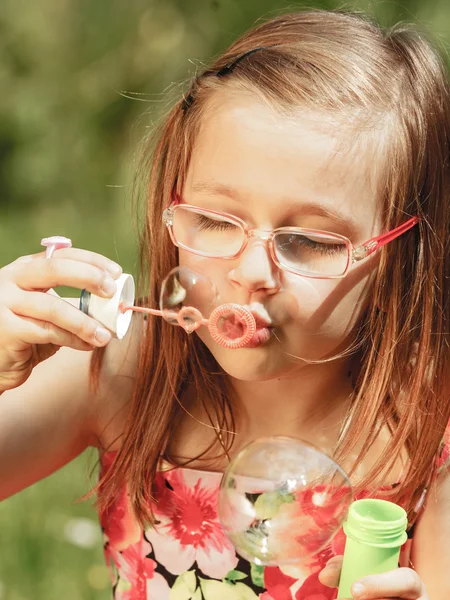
xmin=356 ymin=216 xmax=420 ymax=259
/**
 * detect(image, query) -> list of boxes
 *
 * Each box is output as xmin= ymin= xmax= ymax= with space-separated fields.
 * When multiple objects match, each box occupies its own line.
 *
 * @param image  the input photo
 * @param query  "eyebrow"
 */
xmin=191 ymin=180 xmax=359 ymax=233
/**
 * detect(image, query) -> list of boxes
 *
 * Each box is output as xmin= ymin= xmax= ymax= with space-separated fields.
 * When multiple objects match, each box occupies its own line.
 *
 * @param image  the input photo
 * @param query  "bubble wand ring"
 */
xmin=208 ymin=303 xmax=256 ymax=348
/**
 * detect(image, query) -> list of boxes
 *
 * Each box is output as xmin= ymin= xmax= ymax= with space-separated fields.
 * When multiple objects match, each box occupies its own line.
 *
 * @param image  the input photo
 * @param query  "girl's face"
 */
xmin=179 ymin=90 xmax=382 ymax=381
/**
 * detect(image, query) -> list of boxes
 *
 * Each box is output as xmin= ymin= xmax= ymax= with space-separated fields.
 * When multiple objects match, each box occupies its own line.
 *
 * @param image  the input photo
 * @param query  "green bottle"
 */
xmin=337 ymin=499 xmax=408 ymax=599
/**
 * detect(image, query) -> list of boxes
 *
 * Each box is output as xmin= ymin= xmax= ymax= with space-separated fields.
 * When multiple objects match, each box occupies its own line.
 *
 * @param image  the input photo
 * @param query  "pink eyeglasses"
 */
xmin=163 ymin=199 xmax=419 ymax=279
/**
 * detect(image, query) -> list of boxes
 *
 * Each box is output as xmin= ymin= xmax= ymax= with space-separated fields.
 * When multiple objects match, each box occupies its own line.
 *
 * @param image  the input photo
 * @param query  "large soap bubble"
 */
xmin=218 ymin=436 xmax=352 ymax=565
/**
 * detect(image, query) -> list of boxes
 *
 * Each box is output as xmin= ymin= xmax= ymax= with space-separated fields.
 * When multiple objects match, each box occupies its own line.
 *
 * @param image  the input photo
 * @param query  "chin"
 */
xmin=197 ymin=332 xmax=299 ymax=382
xmin=214 ymin=351 xmax=288 ymax=381
xmin=196 ymin=327 xmax=348 ymax=382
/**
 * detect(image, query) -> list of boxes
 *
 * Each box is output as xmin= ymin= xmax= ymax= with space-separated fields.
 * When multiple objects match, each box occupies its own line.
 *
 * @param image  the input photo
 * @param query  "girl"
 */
xmin=0 ymin=8 xmax=449 ymax=600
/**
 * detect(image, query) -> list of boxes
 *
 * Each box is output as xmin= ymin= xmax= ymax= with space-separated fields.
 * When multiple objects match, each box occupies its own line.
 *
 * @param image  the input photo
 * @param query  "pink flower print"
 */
xmin=295 ymin=486 xmax=351 ymax=535
xmin=99 ymin=454 xmax=141 ymax=551
xmin=108 ymin=538 xmax=153 ymax=597
xmin=330 ymin=527 xmax=346 ymax=557
xmin=146 ymin=469 xmax=238 ymax=579
xmin=266 ymin=498 xmax=323 ymax=566
xmin=264 ymin=566 xmax=297 ymax=600
xmin=295 ymin=571 xmax=337 ymax=600
xmin=144 ymin=574 xmax=171 ymax=600
xmin=108 ymin=537 xmax=170 ymax=600
xmin=103 ymin=542 xmax=119 ymax=588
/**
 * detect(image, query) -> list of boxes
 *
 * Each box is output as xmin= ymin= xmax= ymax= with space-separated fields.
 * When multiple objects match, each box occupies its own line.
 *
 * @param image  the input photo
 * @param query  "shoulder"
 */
xmin=89 ymin=315 xmax=143 ymax=452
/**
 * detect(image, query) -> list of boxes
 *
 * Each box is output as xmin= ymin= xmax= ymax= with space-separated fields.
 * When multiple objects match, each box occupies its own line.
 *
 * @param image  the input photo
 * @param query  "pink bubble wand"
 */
xmin=120 ymin=302 xmax=256 ymax=349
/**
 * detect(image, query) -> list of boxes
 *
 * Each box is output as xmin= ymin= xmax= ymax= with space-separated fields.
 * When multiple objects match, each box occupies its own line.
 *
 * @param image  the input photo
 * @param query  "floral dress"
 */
xmin=99 ymin=428 xmax=450 ymax=600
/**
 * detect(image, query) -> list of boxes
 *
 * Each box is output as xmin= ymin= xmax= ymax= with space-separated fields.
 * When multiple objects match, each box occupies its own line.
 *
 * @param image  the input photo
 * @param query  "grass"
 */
xmin=0 ymin=450 xmax=111 ymax=600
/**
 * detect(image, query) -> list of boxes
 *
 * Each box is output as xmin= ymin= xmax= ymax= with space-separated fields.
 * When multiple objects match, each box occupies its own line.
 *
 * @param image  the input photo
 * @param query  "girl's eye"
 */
xmin=194 ymin=214 xmax=238 ymax=231
xmin=287 ymin=234 xmax=346 ymax=255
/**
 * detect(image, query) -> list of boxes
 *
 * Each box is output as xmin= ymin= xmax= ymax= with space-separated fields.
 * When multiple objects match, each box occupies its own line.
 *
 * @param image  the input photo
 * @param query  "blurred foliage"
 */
xmin=0 ymin=0 xmax=448 ymax=598
xmin=0 ymin=451 xmax=110 ymax=600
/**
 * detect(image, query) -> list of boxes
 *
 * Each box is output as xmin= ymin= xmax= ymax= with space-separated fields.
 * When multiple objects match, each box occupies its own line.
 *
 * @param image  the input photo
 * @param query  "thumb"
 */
xmin=318 ymin=555 xmax=343 ymax=588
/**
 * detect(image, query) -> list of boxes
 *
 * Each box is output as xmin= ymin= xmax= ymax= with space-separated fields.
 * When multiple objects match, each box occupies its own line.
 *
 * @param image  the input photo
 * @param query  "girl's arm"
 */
xmin=0 ymin=322 xmax=137 ymax=500
xmin=411 ymin=463 xmax=450 ymax=599
xmin=0 ymin=345 xmax=99 ymax=500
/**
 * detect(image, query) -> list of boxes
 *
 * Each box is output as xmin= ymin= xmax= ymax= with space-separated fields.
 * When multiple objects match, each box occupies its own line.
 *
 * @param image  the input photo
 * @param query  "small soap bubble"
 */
xmin=160 ymin=266 xmax=218 ymax=325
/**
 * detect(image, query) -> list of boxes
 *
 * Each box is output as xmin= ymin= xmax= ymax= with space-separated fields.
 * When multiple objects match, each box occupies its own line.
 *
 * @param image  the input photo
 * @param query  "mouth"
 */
xmin=209 ymin=301 xmax=275 ymax=349
xmin=243 ymin=326 xmax=273 ymax=348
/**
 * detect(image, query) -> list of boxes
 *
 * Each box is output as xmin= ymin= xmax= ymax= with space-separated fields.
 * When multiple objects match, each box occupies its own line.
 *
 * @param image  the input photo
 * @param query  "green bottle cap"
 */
xmin=343 ymin=499 xmax=408 ymax=547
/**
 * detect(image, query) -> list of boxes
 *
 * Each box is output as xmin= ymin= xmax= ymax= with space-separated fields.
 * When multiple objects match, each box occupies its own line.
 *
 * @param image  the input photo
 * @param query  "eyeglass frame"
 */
xmin=162 ymin=197 xmax=420 ymax=279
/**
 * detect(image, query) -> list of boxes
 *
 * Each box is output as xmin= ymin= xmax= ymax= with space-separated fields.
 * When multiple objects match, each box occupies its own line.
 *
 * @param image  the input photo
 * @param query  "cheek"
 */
xmin=281 ymin=273 xmax=322 ymax=317
xmin=178 ymin=250 xmax=209 ymax=270
xmin=297 ymin=264 xmax=375 ymax=335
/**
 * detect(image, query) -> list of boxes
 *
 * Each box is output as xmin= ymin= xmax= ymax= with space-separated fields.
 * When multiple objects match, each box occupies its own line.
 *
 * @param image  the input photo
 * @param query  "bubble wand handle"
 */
xmin=120 ymin=304 xmax=209 ymax=327
xmin=337 ymin=499 xmax=407 ymax=598
xmin=41 ymin=236 xmax=134 ymax=339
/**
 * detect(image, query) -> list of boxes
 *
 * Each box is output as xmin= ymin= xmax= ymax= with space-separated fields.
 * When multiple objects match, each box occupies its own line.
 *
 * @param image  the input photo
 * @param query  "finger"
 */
xmin=9 ymin=292 xmax=113 ymax=347
xmin=325 ymin=555 xmax=344 ymax=569
xmin=9 ymin=314 xmax=99 ymax=352
xmin=19 ymin=247 xmax=123 ymax=278
xmin=63 ymin=297 xmax=81 ymax=308
xmin=351 ymin=568 xmax=426 ymax=599
xmin=318 ymin=558 xmax=342 ymax=588
xmin=14 ymin=257 xmax=119 ymax=298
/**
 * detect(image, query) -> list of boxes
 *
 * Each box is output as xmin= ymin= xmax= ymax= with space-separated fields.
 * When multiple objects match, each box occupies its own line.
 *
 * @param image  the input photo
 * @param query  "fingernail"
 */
xmin=351 ymin=583 xmax=366 ymax=598
xmin=102 ymin=277 xmax=117 ymax=296
xmin=94 ymin=327 xmax=112 ymax=344
xmin=108 ymin=263 xmax=123 ymax=278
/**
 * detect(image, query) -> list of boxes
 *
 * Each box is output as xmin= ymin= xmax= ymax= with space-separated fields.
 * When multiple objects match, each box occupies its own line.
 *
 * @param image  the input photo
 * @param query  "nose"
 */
xmin=228 ymin=237 xmax=281 ymax=294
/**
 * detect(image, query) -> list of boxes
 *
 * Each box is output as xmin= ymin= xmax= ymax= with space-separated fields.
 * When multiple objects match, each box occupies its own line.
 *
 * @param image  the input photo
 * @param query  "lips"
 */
xmin=210 ymin=301 xmax=275 ymax=348
xmin=244 ymin=326 xmax=273 ymax=348
xmin=240 ymin=304 xmax=274 ymax=348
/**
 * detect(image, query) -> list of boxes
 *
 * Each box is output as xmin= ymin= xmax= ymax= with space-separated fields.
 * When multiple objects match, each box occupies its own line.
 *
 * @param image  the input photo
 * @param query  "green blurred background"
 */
xmin=0 ymin=1 xmax=448 ymax=598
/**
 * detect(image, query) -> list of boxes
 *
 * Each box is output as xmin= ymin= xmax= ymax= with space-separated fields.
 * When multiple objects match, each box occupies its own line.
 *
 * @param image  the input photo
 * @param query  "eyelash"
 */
xmin=195 ymin=214 xmax=237 ymax=231
xmin=287 ymin=236 xmax=345 ymax=255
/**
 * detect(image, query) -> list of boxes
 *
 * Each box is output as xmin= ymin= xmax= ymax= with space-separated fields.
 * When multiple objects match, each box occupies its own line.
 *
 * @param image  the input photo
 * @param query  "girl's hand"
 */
xmin=0 ymin=247 xmax=122 ymax=393
xmin=319 ymin=556 xmax=428 ymax=599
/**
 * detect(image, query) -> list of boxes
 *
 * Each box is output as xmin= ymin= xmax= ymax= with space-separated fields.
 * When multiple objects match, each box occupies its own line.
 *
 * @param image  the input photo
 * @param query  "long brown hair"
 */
xmin=92 ymin=9 xmax=450 ymax=527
